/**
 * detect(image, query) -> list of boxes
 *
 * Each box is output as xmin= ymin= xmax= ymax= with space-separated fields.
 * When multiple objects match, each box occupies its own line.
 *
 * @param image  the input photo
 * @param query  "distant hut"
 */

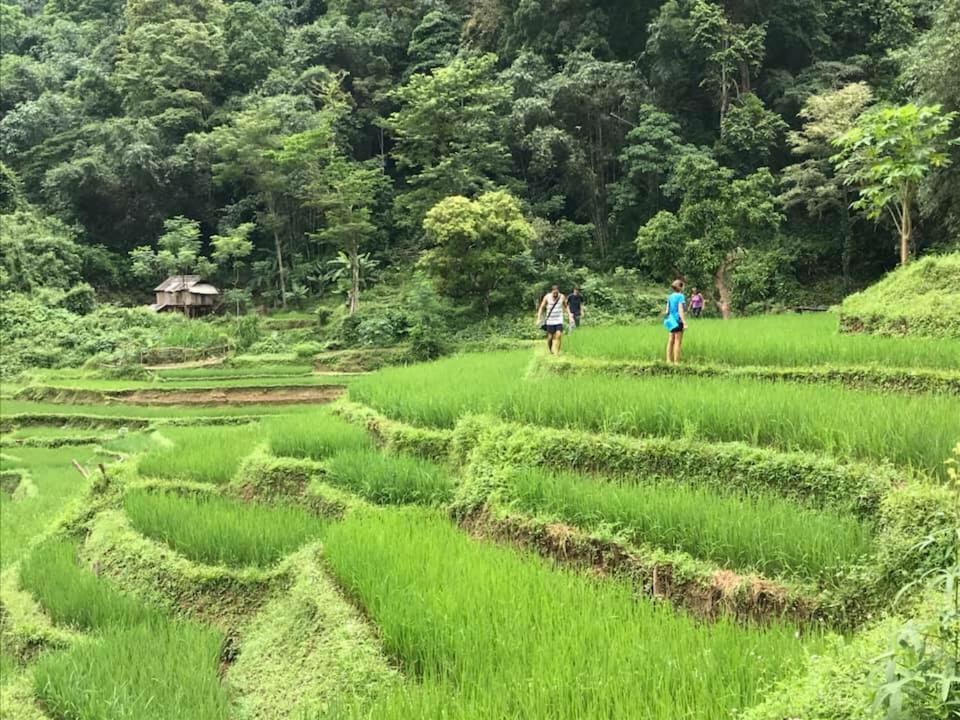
xmin=150 ymin=275 xmax=220 ymax=317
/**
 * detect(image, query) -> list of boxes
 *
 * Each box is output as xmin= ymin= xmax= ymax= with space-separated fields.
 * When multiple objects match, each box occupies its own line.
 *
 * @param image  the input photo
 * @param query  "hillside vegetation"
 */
xmin=841 ymin=252 xmax=960 ymax=338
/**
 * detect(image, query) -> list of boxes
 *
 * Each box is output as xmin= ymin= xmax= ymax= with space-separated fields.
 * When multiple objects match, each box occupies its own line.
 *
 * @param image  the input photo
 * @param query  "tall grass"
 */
xmin=564 ymin=314 xmax=960 ymax=369
xmin=267 ymin=411 xmax=373 ymax=460
xmin=323 ymin=509 xmax=818 ymax=719
xmin=325 ymin=449 xmax=454 ymax=505
xmin=156 ymin=365 xmax=314 ymax=379
xmin=348 ymin=353 xmax=958 ymax=477
xmin=19 ymin=540 xmax=160 ymax=629
xmin=507 ymin=467 xmax=873 ymax=578
xmin=502 ymin=374 xmax=958 ymax=478
xmin=124 ymin=490 xmax=325 ymax=567
xmin=0 ymin=447 xmax=97 ymax=569
xmin=138 ymin=424 xmax=262 ymax=484
xmin=34 ymin=619 xmax=229 ymax=720
xmin=348 ymin=351 xmax=530 ymax=428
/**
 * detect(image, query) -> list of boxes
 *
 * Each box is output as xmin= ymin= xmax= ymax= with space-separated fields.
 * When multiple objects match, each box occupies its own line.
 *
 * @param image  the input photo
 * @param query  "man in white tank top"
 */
xmin=536 ymin=285 xmax=574 ymax=355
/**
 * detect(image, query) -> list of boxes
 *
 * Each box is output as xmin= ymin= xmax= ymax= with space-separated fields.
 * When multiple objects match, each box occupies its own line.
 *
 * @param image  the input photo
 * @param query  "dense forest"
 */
xmin=1 ymin=0 xmax=958 ymax=316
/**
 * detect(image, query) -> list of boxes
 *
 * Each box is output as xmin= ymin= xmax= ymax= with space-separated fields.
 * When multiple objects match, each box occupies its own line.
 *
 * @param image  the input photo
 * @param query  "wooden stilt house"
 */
xmin=150 ymin=275 xmax=220 ymax=317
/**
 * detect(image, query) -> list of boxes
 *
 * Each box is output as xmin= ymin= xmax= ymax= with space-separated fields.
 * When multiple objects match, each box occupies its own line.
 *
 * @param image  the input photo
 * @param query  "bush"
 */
xmin=58 ymin=282 xmax=96 ymax=315
xmin=292 ymin=341 xmax=323 ymax=359
xmin=314 ymin=306 xmax=333 ymax=328
xmin=408 ymin=323 xmax=450 ymax=361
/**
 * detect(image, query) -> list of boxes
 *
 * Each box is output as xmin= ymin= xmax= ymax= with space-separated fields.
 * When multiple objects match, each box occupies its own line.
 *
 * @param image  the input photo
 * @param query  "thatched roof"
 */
xmin=154 ymin=276 xmax=220 ymax=294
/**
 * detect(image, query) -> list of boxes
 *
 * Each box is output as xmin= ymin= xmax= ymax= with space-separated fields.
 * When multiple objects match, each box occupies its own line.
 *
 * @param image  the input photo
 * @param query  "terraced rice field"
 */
xmin=1 ymin=314 xmax=957 ymax=719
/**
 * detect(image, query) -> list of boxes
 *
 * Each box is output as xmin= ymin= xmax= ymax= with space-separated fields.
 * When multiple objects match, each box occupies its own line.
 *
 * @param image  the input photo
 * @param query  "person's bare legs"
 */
xmin=666 ymin=334 xmax=674 ymax=363
xmin=673 ymin=331 xmax=683 ymax=364
xmin=552 ymin=330 xmax=563 ymax=355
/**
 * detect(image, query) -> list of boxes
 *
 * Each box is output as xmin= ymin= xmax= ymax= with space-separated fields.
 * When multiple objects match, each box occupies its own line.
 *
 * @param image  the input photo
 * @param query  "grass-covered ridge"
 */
xmin=840 ymin=252 xmax=960 ymax=338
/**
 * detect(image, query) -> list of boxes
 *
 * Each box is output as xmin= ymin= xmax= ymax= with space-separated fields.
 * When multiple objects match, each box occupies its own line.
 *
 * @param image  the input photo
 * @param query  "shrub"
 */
xmin=58 ymin=282 xmax=97 ymax=315
xmin=292 ymin=341 xmax=323 ymax=359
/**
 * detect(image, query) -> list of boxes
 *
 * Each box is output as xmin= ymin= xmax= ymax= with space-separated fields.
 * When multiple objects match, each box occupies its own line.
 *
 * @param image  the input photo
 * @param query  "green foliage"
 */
xmin=19 ymin=540 xmax=159 ymax=630
xmin=564 ymin=314 xmax=960 ymax=369
xmin=0 ymin=209 xmax=84 ymax=293
xmin=717 ymin=94 xmax=788 ymax=172
xmin=123 ymin=489 xmax=326 ymax=567
xmin=130 ymin=216 xmax=213 ymax=281
xmin=138 ymin=424 xmax=261 ymax=484
xmin=833 ymin=103 xmax=958 ymax=265
xmin=266 ymin=410 xmax=372 ymax=460
xmin=503 ymin=465 xmax=874 ymax=579
xmin=322 ymin=508 xmax=816 ymax=718
xmin=388 ymin=53 xmax=512 ymax=232
xmin=422 ymin=190 xmax=536 ymax=314
xmin=840 ymin=252 xmax=960 ymax=338
xmin=325 ymin=449 xmax=454 ymax=506
xmin=58 ymin=282 xmax=97 ymax=315
xmin=34 ymin=620 xmax=230 ymax=720
xmin=635 ymin=152 xmax=785 ymax=309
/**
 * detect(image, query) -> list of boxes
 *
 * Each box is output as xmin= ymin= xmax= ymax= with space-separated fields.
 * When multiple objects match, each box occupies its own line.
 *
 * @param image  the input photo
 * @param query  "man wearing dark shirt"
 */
xmin=568 ymin=287 xmax=584 ymax=329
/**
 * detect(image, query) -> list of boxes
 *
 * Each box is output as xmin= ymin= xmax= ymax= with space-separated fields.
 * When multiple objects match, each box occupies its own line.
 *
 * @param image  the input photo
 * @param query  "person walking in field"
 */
xmin=664 ymin=279 xmax=688 ymax=364
xmin=689 ymin=288 xmax=705 ymax=318
xmin=536 ymin=285 xmax=574 ymax=355
xmin=567 ymin=287 xmax=584 ymax=330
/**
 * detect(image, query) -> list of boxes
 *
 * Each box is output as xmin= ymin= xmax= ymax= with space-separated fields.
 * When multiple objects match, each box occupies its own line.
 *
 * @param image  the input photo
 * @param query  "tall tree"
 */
xmin=780 ymin=82 xmax=873 ymax=280
xmin=129 ymin=215 xmax=213 ymax=282
xmin=211 ymin=222 xmax=254 ymax=316
xmin=387 ymin=53 xmax=512 ymax=235
xmin=833 ymin=103 xmax=957 ymax=266
xmin=635 ymin=152 xmax=784 ymax=314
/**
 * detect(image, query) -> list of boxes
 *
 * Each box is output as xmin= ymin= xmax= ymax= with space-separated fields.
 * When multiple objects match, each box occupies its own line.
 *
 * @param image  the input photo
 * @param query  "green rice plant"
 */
xmin=325 ymin=449 xmax=454 ymax=505
xmin=323 ymin=509 xmax=819 ymax=719
xmin=563 ymin=314 xmax=960 ymax=369
xmin=0 ymin=650 xmax=18 ymax=687
xmin=501 ymin=374 xmax=958 ymax=479
xmin=19 ymin=540 xmax=160 ymax=630
xmin=267 ymin=411 xmax=372 ymax=460
xmin=123 ymin=490 xmax=325 ymax=567
xmin=36 ymin=375 xmax=346 ymax=392
xmin=506 ymin=466 xmax=874 ymax=578
xmin=0 ymin=446 xmax=98 ymax=569
xmin=348 ymin=351 xmax=530 ymax=428
xmin=34 ymin=619 xmax=229 ymax=720
xmin=0 ymin=399 xmax=322 ymax=419
xmin=138 ymin=424 xmax=262 ymax=484
xmin=156 ymin=364 xmax=314 ymax=380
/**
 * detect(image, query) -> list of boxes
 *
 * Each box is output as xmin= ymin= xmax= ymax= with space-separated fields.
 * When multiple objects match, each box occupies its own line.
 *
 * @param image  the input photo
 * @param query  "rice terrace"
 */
xmin=2 ymin=0 xmax=960 ymax=716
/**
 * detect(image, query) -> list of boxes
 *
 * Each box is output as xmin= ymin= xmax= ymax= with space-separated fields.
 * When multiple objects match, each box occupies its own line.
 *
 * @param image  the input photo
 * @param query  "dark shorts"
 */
xmin=691 ymin=307 xmax=702 ymax=318
xmin=545 ymin=324 xmax=563 ymax=334
xmin=670 ymin=321 xmax=685 ymax=334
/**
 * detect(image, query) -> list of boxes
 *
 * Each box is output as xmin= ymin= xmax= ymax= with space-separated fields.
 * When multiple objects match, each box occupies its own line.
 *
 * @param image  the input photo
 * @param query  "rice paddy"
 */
xmin=325 ymin=449 xmax=455 ymax=505
xmin=2 ymin=312 xmax=954 ymax=719
xmin=267 ymin=411 xmax=373 ymax=460
xmin=322 ymin=509 xmax=819 ymax=719
xmin=137 ymin=424 xmax=263 ymax=484
xmin=504 ymin=466 xmax=874 ymax=578
xmin=564 ymin=314 xmax=960 ymax=369
xmin=123 ymin=490 xmax=326 ymax=567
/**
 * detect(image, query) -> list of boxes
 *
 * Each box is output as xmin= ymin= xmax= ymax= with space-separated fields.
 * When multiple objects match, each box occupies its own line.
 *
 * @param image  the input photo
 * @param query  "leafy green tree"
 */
xmin=716 ymin=93 xmax=788 ymax=173
xmin=421 ymin=190 xmax=535 ymax=314
xmin=635 ymin=152 xmax=784 ymax=314
xmin=833 ymin=103 xmax=957 ymax=266
xmin=0 ymin=208 xmax=84 ymax=293
xmin=690 ymin=0 xmax=766 ymax=122
xmin=901 ymin=0 xmax=960 ymax=240
xmin=129 ymin=215 xmax=213 ymax=282
xmin=114 ymin=0 xmax=226 ymax=134
xmin=222 ymin=2 xmax=284 ymax=94
xmin=204 ymin=94 xmax=320 ymax=307
xmin=387 ymin=53 xmax=512 ymax=234
xmin=780 ymin=82 xmax=874 ymax=280
xmin=407 ymin=6 xmax=461 ymax=76
xmin=609 ymin=105 xmax=693 ymax=244
xmin=211 ymin=222 xmax=254 ymax=316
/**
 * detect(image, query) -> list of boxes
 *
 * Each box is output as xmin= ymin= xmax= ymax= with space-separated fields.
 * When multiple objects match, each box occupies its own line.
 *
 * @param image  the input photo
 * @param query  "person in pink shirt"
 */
xmin=689 ymin=288 xmax=705 ymax=318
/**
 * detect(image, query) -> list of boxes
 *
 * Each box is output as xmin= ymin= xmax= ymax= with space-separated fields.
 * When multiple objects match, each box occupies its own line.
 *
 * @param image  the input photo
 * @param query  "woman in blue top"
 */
xmin=664 ymin=279 xmax=688 ymax=364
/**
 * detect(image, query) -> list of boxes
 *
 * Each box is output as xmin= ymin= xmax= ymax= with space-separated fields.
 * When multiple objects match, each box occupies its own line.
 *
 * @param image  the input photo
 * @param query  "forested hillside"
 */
xmin=1 ymin=0 xmax=958 ymax=314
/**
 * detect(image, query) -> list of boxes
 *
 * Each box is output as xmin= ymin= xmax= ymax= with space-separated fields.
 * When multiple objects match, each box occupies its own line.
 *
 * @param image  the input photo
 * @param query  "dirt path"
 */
xmin=118 ymin=385 xmax=345 ymax=406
